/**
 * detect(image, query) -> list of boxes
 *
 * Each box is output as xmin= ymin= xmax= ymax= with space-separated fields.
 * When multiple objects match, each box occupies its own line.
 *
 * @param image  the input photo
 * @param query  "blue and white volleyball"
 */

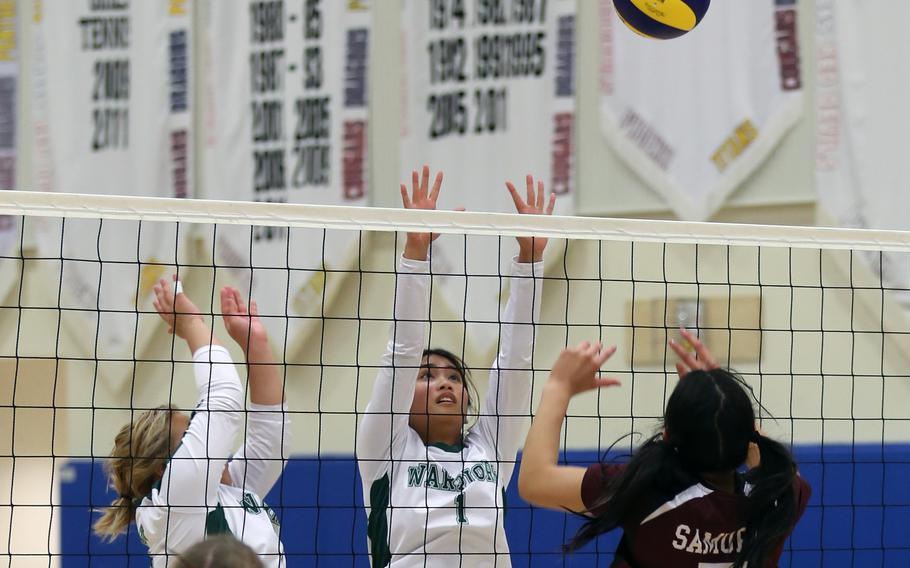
xmin=613 ymin=0 xmax=711 ymax=40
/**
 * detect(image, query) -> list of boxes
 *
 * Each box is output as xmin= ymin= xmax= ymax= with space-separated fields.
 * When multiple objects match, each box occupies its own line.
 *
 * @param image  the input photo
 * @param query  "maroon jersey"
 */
xmin=581 ymin=464 xmax=811 ymax=568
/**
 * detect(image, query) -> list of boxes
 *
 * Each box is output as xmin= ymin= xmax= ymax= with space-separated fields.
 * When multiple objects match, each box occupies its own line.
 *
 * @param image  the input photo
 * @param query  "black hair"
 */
xmin=567 ymin=368 xmax=798 ymax=568
xmin=421 ymin=347 xmax=478 ymax=417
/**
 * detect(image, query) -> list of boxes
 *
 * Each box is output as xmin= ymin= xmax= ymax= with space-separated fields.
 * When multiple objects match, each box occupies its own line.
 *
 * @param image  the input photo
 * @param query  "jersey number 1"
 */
xmin=454 ymin=493 xmax=468 ymax=524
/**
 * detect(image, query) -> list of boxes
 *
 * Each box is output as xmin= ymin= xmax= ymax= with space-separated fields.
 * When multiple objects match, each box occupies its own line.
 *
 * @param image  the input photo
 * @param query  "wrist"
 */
xmin=404 ymin=239 xmax=429 ymax=261
xmin=244 ymin=338 xmax=274 ymax=362
xmin=542 ymin=379 xmax=574 ymax=404
xmin=183 ymin=323 xmax=218 ymax=352
xmin=177 ymin=318 xmax=208 ymax=339
xmin=518 ymin=245 xmax=541 ymax=263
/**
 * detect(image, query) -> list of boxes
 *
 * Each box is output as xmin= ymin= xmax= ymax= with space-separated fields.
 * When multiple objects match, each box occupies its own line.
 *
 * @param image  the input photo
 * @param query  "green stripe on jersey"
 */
xmin=428 ymin=440 xmax=465 ymax=453
xmin=501 ymin=487 xmax=507 ymax=521
xmin=205 ymin=503 xmax=233 ymax=537
xmin=367 ymin=474 xmax=392 ymax=568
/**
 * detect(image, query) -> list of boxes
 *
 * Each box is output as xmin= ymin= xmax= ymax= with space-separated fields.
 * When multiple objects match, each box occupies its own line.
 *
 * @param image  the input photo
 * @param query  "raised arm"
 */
xmin=518 ymin=342 xmax=618 ymax=512
xmin=152 ymin=277 xmax=244 ymax=509
xmin=473 ymin=176 xmax=554 ymax=468
xmin=355 ymin=166 xmax=440 ymax=482
xmin=220 ymin=286 xmax=291 ymax=498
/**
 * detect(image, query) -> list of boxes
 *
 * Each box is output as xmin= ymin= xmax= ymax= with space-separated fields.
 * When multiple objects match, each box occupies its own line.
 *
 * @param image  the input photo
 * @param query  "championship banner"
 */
xmin=600 ymin=0 xmax=802 ymax=220
xmin=0 ymin=0 xmax=17 ymax=281
xmin=31 ymin=1 xmax=192 ymax=368
xmin=400 ymin=0 xmax=576 ymax=346
xmin=815 ymin=0 xmax=910 ymax=308
xmin=203 ymin=0 xmax=371 ymax=348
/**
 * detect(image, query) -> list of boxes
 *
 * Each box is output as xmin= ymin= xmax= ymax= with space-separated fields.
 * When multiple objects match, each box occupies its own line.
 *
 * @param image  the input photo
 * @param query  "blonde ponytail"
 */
xmin=93 ymin=406 xmax=175 ymax=541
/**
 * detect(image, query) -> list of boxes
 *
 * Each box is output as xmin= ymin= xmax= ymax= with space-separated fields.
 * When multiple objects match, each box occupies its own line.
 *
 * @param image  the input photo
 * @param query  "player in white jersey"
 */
xmin=93 ymin=278 xmax=289 ymax=567
xmin=357 ymin=166 xmax=555 ymax=567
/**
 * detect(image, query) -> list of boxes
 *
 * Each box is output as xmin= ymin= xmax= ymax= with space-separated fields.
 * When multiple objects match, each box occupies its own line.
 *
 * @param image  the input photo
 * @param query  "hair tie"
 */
xmin=750 ymin=430 xmax=762 ymax=443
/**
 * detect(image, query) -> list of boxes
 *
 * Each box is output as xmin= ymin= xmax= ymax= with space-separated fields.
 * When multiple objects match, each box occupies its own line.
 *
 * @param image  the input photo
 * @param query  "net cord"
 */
xmin=4 ymin=190 xmax=910 ymax=251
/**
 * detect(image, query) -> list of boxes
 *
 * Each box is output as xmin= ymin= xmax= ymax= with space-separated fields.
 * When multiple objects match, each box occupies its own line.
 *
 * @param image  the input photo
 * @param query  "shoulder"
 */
xmin=793 ymin=474 xmax=812 ymax=519
xmin=580 ymin=463 xmax=627 ymax=516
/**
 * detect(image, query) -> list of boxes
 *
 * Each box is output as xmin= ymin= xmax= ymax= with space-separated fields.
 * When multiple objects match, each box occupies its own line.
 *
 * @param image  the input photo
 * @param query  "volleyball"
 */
xmin=613 ymin=0 xmax=711 ymax=40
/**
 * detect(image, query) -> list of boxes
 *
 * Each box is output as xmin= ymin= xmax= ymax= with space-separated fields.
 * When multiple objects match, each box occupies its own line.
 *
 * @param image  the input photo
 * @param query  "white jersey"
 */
xmin=135 ymin=345 xmax=290 ymax=567
xmin=357 ymin=255 xmax=543 ymax=567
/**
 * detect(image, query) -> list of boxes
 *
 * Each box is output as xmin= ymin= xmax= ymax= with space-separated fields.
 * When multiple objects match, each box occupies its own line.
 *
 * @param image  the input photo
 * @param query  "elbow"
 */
xmin=518 ymin=464 xmax=541 ymax=505
xmin=210 ymin=383 xmax=245 ymax=413
xmin=355 ymin=428 xmax=370 ymax=459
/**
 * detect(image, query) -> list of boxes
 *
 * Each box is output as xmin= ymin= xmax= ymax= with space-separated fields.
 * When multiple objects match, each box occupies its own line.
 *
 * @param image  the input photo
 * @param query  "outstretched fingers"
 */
xmin=429 ymin=170 xmax=443 ymax=201
xmin=682 ymin=327 xmax=719 ymax=369
xmin=675 ymin=361 xmax=689 ymax=378
xmin=525 ymin=174 xmax=534 ymax=206
xmin=400 ymin=184 xmax=412 ymax=209
xmin=220 ymin=287 xmax=237 ymax=319
xmin=412 ymin=168 xmax=422 ymax=201
xmin=669 ymin=337 xmax=699 ymax=374
xmin=506 ymin=181 xmax=523 ymax=211
xmin=222 ymin=286 xmax=254 ymax=320
xmin=508 ymin=175 xmax=556 ymax=215
xmin=153 ymin=278 xmax=174 ymax=312
xmin=152 ymin=277 xmax=181 ymax=333
xmin=420 ymin=165 xmax=431 ymax=199
xmin=595 ymin=344 xmax=617 ymax=366
xmin=592 ymin=343 xmax=619 ymax=389
xmin=230 ymin=287 xmax=249 ymax=316
xmin=669 ymin=327 xmax=719 ymax=378
xmin=403 ymin=165 xmax=442 ymax=210
xmin=594 ymin=376 xmax=622 ymax=389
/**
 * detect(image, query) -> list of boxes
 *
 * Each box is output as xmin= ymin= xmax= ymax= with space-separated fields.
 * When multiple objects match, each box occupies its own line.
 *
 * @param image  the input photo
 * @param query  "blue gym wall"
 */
xmin=60 ymin=446 xmax=910 ymax=567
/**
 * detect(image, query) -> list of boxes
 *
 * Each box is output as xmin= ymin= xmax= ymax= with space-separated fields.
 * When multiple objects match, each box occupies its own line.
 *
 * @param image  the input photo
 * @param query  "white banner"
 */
xmin=600 ymin=0 xmax=803 ymax=220
xmin=0 ymin=0 xmax=17 ymax=274
xmin=401 ymin=0 xmax=576 ymax=345
xmin=203 ymin=0 xmax=371 ymax=347
xmin=31 ymin=1 xmax=193 ymax=366
xmin=815 ymin=0 xmax=910 ymax=306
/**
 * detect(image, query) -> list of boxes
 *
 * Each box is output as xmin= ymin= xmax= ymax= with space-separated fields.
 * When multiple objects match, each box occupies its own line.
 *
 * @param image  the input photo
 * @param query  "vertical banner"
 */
xmin=31 ymin=1 xmax=193 ymax=368
xmin=204 ymin=0 xmax=371 ymax=348
xmin=0 ymin=0 xmax=16 ymax=261
xmin=0 ymin=0 xmax=17 ymax=305
xmin=600 ymin=0 xmax=802 ymax=220
xmin=400 ymin=0 xmax=576 ymax=345
xmin=815 ymin=0 xmax=910 ymax=307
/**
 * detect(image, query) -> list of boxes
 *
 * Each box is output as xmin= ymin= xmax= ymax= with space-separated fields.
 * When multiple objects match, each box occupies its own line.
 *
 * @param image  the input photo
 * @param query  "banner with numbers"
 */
xmin=600 ymin=0 xmax=802 ymax=221
xmin=203 ymin=0 xmax=371 ymax=349
xmin=0 ymin=0 xmax=17 ymax=302
xmin=31 ymin=1 xmax=192 ymax=369
xmin=401 ymin=0 xmax=576 ymax=348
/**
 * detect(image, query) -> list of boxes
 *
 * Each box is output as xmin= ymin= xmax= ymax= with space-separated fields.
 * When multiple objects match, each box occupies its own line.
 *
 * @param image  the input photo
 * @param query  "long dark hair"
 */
xmin=567 ymin=368 xmax=798 ymax=568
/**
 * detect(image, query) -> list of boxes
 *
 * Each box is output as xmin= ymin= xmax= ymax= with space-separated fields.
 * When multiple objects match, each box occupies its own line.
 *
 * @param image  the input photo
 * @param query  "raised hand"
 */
xmin=506 ymin=175 xmax=556 ymax=263
xmin=400 ymin=165 xmax=444 ymax=261
xmin=153 ymin=275 xmax=214 ymax=351
xmin=220 ymin=286 xmax=268 ymax=353
xmin=547 ymin=341 xmax=619 ymax=397
xmin=668 ymin=327 xmax=719 ymax=379
xmin=221 ymin=286 xmax=282 ymax=404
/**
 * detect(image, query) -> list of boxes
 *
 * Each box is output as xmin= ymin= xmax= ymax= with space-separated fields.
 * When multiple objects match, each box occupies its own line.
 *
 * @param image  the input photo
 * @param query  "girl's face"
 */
xmin=168 ymin=412 xmax=191 ymax=453
xmin=409 ymin=354 xmax=469 ymax=442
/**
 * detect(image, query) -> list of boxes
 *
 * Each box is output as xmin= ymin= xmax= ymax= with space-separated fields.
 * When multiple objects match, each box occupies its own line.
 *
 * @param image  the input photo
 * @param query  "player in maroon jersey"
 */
xmin=519 ymin=329 xmax=811 ymax=568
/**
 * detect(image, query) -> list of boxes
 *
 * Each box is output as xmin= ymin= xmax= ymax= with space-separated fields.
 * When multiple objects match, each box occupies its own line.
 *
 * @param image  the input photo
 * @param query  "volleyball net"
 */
xmin=1 ymin=191 xmax=909 ymax=566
